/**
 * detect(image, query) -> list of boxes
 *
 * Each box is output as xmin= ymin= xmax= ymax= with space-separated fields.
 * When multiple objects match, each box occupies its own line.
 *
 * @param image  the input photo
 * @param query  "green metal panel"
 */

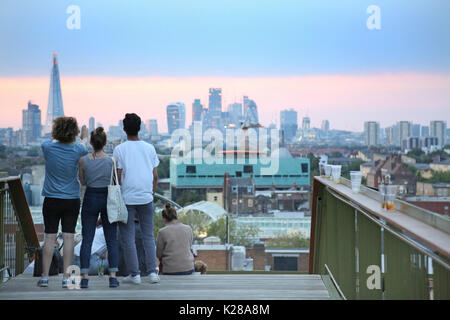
xmin=356 ymin=213 xmax=382 ymax=299
xmin=0 ymin=183 xmax=4 ymax=282
xmin=384 ymin=231 xmax=429 ymax=299
xmin=334 ymin=198 xmax=356 ymax=300
xmin=433 ymin=262 xmax=450 ymax=300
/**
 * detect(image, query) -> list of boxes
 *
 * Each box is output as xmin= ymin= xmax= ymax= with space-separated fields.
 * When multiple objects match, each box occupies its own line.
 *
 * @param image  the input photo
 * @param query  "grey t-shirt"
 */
xmin=83 ymin=156 xmax=114 ymax=188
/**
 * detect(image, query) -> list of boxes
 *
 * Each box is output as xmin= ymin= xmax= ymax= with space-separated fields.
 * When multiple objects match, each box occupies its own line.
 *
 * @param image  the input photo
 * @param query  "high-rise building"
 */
xmin=243 ymin=96 xmax=259 ymax=124
xmin=364 ymin=121 xmax=380 ymax=146
xmin=43 ymin=53 xmax=64 ymax=136
xmin=321 ymin=120 xmax=330 ymax=133
xmin=421 ymin=126 xmax=430 ymax=137
xmin=280 ymin=109 xmax=298 ymax=142
xmin=192 ymin=99 xmax=203 ymax=124
xmin=22 ymin=101 xmax=42 ymax=144
xmin=412 ymin=124 xmax=421 ymax=137
xmin=148 ymin=119 xmax=158 ymax=136
xmin=385 ymin=126 xmax=395 ymax=145
xmin=227 ymin=102 xmax=243 ymax=126
xmin=89 ymin=117 xmax=95 ymax=132
xmin=208 ymin=88 xmax=222 ymax=128
xmin=430 ymin=121 xmax=447 ymax=147
xmin=398 ymin=121 xmax=412 ymax=147
xmin=167 ymin=102 xmax=186 ymax=134
xmin=302 ymin=117 xmax=310 ymax=131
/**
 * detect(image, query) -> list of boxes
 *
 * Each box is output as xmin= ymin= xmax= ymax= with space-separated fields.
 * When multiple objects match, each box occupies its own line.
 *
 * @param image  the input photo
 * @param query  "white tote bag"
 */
xmin=107 ymin=157 xmax=128 ymax=224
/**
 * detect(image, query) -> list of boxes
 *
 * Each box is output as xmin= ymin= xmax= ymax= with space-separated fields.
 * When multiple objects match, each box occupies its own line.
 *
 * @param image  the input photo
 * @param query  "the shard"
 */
xmin=43 ymin=53 xmax=64 ymax=135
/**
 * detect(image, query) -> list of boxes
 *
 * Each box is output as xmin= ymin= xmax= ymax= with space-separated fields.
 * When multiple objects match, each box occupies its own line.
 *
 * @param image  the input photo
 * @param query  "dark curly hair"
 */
xmin=90 ymin=127 xmax=107 ymax=151
xmin=123 ymin=113 xmax=141 ymax=136
xmin=52 ymin=117 xmax=80 ymax=143
xmin=162 ymin=203 xmax=178 ymax=222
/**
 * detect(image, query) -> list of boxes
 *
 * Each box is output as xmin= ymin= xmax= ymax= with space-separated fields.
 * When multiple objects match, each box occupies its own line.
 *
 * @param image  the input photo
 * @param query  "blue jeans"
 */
xmin=80 ymin=187 xmax=119 ymax=275
xmin=73 ymin=254 xmax=109 ymax=275
xmin=164 ymin=269 xmax=195 ymax=275
xmin=119 ymin=202 xmax=157 ymax=276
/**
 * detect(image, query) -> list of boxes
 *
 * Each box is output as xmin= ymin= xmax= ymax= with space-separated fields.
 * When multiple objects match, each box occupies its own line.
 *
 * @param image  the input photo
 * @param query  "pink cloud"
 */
xmin=0 ymin=74 xmax=449 ymax=133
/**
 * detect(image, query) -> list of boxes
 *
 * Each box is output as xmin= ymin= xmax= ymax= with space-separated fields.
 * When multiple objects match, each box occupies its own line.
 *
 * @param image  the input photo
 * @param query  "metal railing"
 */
xmin=309 ymin=176 xmax=450 ymax=300
xmin=0 ymin=177 xmax=39 ymax=283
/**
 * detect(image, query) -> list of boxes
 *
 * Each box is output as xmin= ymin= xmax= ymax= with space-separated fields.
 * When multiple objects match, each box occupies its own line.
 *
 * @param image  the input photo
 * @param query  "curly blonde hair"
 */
xmin=52 ymin=117 xmax=80 ymax=143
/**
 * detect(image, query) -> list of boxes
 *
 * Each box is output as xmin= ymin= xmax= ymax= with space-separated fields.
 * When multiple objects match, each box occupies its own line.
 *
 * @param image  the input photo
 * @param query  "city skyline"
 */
xmin=0 ymin=1 xmax=449 ymax=132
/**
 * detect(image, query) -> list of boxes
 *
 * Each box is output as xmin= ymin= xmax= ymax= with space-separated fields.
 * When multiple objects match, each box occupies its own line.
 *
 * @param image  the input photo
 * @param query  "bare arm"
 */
xmin=153 ymin=167 xmax=158 ymax=194
xmin=78 ymin=157 xmax=86 ymax=186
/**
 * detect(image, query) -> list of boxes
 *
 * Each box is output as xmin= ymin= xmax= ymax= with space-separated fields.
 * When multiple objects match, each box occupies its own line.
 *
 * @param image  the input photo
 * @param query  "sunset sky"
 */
xmin=1 ymin=0 xmax=449 ymax=132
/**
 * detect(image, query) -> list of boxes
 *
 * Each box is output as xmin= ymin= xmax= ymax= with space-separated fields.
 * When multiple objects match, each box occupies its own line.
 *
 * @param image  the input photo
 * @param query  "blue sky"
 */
xmin=0 ymin=0 xmax=449 ymax=77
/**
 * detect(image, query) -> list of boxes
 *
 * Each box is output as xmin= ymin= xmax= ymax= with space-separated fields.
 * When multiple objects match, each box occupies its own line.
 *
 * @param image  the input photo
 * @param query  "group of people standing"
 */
xmin=37 ymin=113 xmax=195 ymax=289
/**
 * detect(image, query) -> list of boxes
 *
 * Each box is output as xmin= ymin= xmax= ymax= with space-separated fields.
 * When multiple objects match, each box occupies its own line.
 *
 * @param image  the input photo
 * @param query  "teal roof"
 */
xmin=170 ymin=158 xmax=310 ymax=188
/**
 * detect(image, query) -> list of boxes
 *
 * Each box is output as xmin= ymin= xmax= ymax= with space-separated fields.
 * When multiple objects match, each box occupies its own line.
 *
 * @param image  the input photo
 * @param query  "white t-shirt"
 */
xmin=74 ymin=227 xmax=107 ymax=256
xmin=113 ymin=140 xmax=160 ymax=205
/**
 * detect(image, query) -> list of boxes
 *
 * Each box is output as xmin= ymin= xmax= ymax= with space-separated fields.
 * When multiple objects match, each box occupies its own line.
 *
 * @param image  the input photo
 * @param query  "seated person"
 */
xmin=156 ymin=203 xmax=194 ymax=275
xmin=73 ymin=225 xmax=109 ymax=275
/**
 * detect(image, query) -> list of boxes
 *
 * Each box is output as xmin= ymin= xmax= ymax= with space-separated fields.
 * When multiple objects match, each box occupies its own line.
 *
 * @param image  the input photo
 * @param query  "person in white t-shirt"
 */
xmin=73 ymin=225 xmax=109 ymax=275
xmin=113 ymin=113 xmax=160 ymax=284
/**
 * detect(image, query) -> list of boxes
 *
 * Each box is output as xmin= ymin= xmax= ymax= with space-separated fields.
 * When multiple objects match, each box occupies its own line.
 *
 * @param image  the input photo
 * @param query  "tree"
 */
xmin=178 ymin=211 xmax=212 ymax=239
xmin=266 ymin=232 xmax=310 ymax=249
xmin=175 ymin=190 xmax=205 ymax=207
xmin=157 ymin=157 xmax=170 ymax=179
xmin=207 ymin=217 xmax=260 ymax=248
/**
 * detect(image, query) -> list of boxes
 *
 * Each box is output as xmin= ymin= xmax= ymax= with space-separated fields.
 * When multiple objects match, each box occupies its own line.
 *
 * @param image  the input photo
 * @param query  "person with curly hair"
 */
xmin=38 ymin=116 xmax=89 ymax=288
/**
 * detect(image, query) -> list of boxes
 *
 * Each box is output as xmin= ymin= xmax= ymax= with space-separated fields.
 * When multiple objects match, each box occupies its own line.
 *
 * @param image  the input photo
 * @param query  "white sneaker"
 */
xmin=122 ymin=274 xmax=141 ymax=284
xmin=149 ymin=272 xmax=160 ymax=283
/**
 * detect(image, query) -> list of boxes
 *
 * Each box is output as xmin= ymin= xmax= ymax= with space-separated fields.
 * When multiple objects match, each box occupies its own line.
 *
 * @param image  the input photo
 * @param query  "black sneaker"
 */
xmin=109 ymin=277 xmax=120 ymax=288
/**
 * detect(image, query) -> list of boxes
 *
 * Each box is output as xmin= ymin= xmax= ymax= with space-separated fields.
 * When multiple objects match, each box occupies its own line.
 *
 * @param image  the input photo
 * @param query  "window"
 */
xmin=236 ymin=171 xmax=242 ymax=177
xmin=247 ymin=186 xmax=253 ymax=193
xmin=186 ymin=165 xmax=196 ymax=174
xmin=244 ymin=165 xmax=253 ymax=173
xmin=213 ymin=196 xmax=218 ymax=201
xmin=301 ymin=163 xmax=309 ymax=173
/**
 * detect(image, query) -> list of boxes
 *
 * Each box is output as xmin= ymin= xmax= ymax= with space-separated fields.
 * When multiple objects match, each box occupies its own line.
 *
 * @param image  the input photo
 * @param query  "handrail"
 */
xmin=324 ymin=264 xmax=347 ymax=300
xmin=154 ymin=192 xmax=182 ymax=209
xmin=326 ymin=187 xmax=450 ymax=271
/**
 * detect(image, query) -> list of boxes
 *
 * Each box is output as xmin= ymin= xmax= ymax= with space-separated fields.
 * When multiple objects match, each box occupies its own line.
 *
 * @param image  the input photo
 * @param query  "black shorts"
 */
xmin=42 ymin=197 xmax=80 ymax=234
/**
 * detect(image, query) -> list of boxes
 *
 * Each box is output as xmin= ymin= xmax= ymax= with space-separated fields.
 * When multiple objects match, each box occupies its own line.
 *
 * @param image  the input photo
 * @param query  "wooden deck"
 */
xmin=0 ymin=274 xmax=335 ymax=300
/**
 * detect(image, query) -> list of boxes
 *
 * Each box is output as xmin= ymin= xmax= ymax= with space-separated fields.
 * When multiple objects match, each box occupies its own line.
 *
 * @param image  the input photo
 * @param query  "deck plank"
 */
xmin=0 ymin=274 xmax=332 ymax=300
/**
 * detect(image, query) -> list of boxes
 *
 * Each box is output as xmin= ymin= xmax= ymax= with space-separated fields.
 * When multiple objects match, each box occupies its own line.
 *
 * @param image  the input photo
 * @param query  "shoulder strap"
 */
xmin=110 ymin=157 xmax=118 ymax=185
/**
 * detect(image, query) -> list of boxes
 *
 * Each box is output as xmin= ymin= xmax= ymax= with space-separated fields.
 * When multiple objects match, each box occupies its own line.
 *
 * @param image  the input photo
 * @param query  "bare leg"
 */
xmin=42 ymin=233 xmax=57 ymax=277
xmin=62 ymin=232 xmax=75 ymax=278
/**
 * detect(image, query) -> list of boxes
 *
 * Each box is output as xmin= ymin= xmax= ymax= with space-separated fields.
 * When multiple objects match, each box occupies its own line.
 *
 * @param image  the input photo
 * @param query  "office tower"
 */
xmin=43 ymin=53 xmax=64 ymax=135
xmin=148 ymin=119 xmax=158 ymax=136
xmin=423 ymin=137 xmax=438 ymax=148
xmin=398 ymin=121 xmax=412 ymax=147
xmin=227 ymin=102 xmax=243 ymax=126
xmin=385 ymin=126 xmax=395 ymax=145
xmin=302 ymin=117 xmax=311 ymax=131
xmin=243 ymin=96 xmax=259 ymax=123
xmin=412 ymin=124 xmax=421 ymax=137
xmin=167 ymin=102 xmax=186 ymax=134
xmin=192 ymin=99 xmax=203 ymax=124
xmin=22 ymin=101 xmax=42 ymax=144
xmin=321 ymin=120 xmax=330 ymax=133
xmin=280 ymin=109 xmax=298 ymax=142
xmin=430 ymin=121 xmax=447 ymax=147
xmin=89 ymin=117 xmax=95 ymax=132
xmin=421 ymin=126 xmax=430 ymax=137
xmin=364 ymin=121 xmax=380 ymax=146
xmin=208 ymin=88 xmax=222 ymax=128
